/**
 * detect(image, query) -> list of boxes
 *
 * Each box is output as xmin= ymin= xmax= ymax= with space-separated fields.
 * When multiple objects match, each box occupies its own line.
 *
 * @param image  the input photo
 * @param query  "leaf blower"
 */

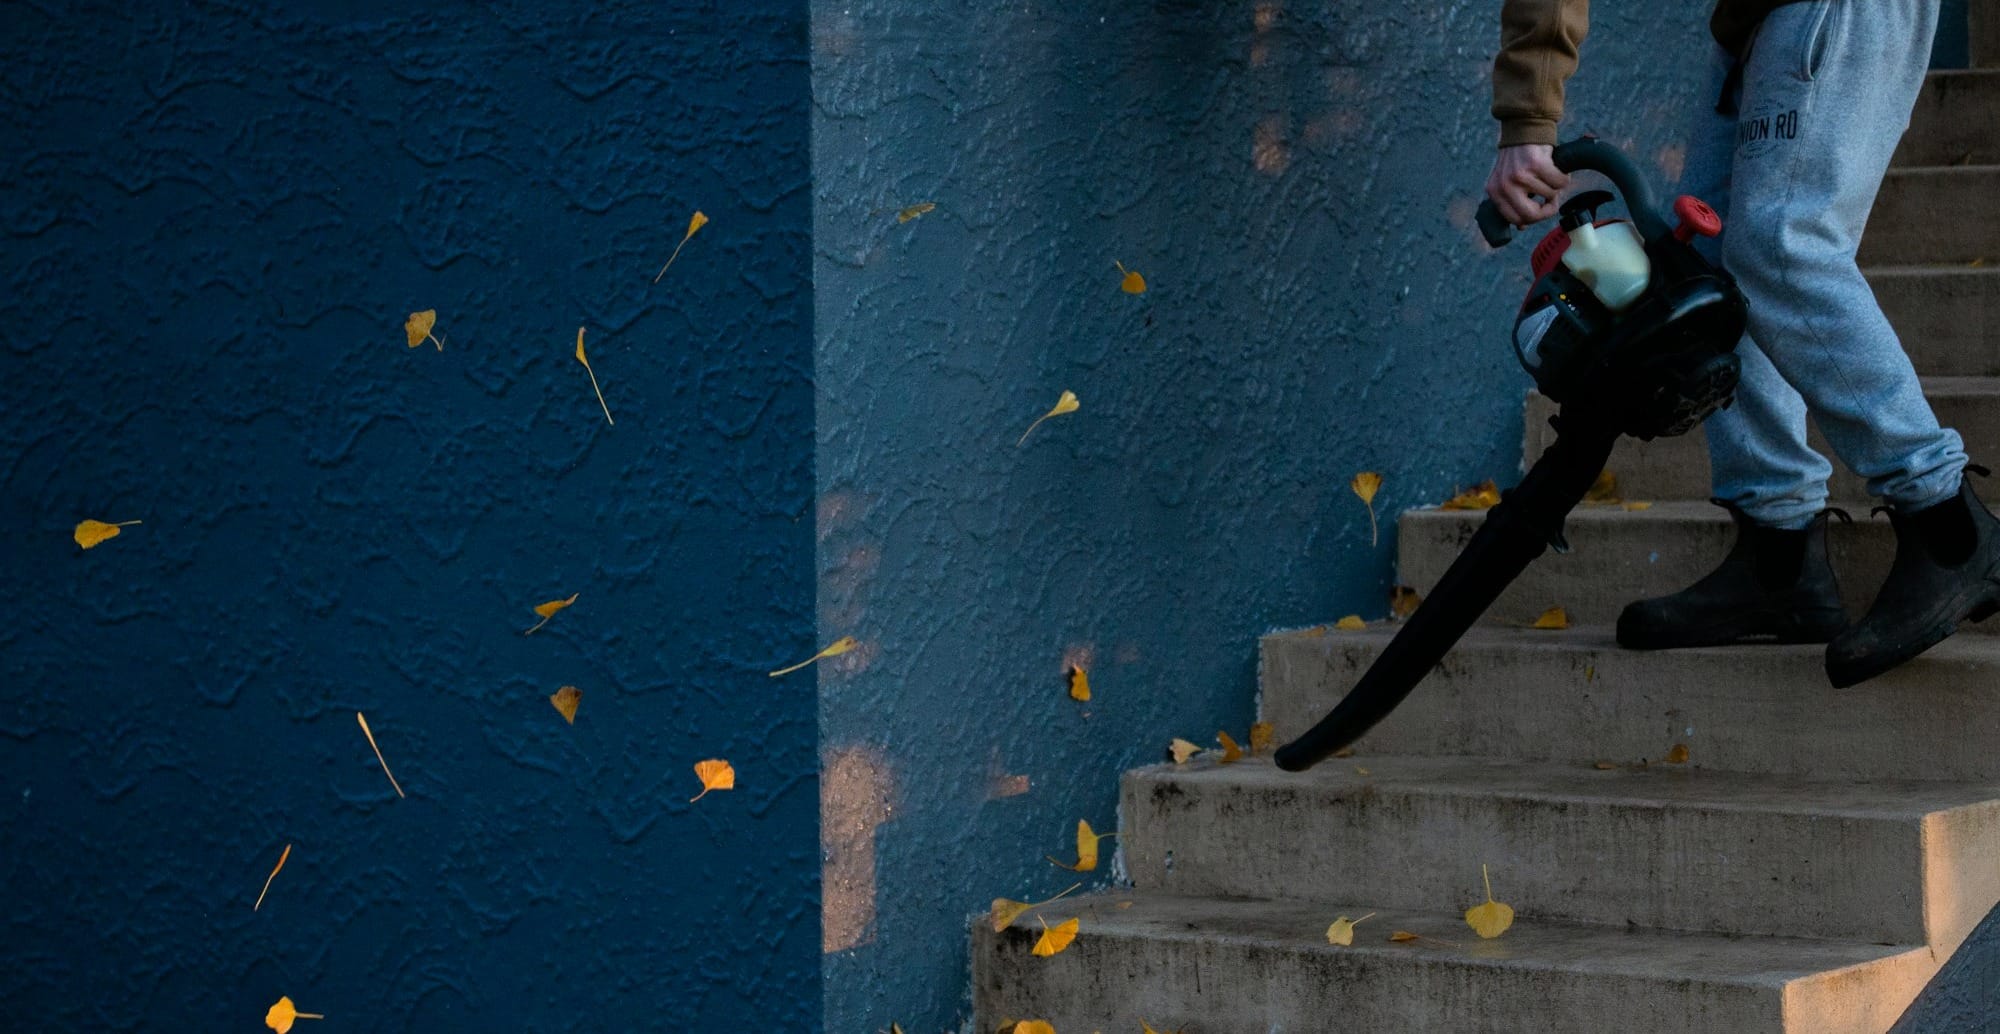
xmin=1275 ymin=137 xmax=1746 ymax=772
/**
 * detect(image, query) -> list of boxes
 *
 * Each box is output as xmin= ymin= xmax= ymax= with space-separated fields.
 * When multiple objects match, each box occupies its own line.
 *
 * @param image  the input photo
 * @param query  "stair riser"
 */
xmin=1976 ymin=0 xmax=1999 ymax=68
xmin=976 ymin=928 xmax=1817 ymax=1033
xmin=1392 ymin=506 xmax=2000 ymax=634
xmin=1871 ymin=270 xmax=2000 ymax=376
xmin=1260 ymin=632 xmax=2000 ymax=781
xmin=1122 ymin=765 xmax=1997 ymax=945
xmin=1523 ymin=384 xmax=2000 ymax=504
xmin=1893 ymin=71 xmax=2000 ymax=166
xmin=1858 ymin=168 xmax=2000 ymax=265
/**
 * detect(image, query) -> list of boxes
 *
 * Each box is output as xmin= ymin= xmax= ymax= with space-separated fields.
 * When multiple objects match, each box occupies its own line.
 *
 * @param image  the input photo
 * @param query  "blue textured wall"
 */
xmin=0 ymin=3 xmax=817 ymax=1030
xmin=808 ymin=2 xmax=1839 ymax=1029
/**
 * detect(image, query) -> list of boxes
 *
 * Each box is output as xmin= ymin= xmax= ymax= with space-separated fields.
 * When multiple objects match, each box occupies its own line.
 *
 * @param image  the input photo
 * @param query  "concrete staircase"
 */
xmin=971 ymin=44 xmax=2000 ymax=1034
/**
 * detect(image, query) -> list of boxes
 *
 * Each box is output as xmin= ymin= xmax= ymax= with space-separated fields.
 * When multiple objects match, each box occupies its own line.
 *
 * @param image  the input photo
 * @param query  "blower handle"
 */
xmin=1474 ymin=137 xmax=1672 ymax=248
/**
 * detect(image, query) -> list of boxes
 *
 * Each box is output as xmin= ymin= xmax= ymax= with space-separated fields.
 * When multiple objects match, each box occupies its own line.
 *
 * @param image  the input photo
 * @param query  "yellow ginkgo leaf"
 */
xmin=1464 ymin=864 xmax=1515 ymax=939
xmin=73 ymin=519 xmax=141 ymax=550
xmin=1622 ymin=500 xmax=1653 ymax=511
xmin=1168 ymin=738 xmax=1200 ymax=764
xmin=1248 ymin=721 xmax=1275 ymax=754
xmin=253 ymin=842 xmax=291 ymax=912
xmin=1531 ymin=606 xmax=1569 ymax=630
xmin=653 ymin=210 xmax=709 ymax=283
xmin=1584 ymin=468 xmax=1620 ymax=504
xmin=525 ymin=592 xmax=579 ymax=635
xmin=1665 ymin=743 xmax=1690 ymax=764
xmin=1352 ymin=471 xmax=1383 ymax=546
xmin=404 ymin=309 xmax=442 ymax=351
xmin=1440 ymin=480 xmax=1502 ymax=510
xmin=1030 ymin=915 xmax=1080 ymax=957
xmin=990 ymin=881 xmax=1081 ymax=932
xmin=1067 ymin=664 xmax=1090 ymax=702
xmin=1325 ymin=911 xmax=1376 ymax=946
xmin=1011 ymin=1023 xmax=1056 ymax=1034
xmin=1017 ymin=390 xmax=1081 ymax=447
xmin=1114 ymin=260 xmax=1147 ymax=295
xmin=264 ymin=996 xmax=325 ymax=1034
xmin=1390 ymin=585 xmax=1423 ymax=619
xmin=575 ymin=328 xmax=614 ymax=426
xmin=1047 ymin=819 xmax=1117 ymax=872
xmin=896 ymin=202 xmax=936 ymax=223
xmin=1218 ymin=730 xmax=1243 ymax=763
xmin=549 ymin=685 xmax=581 ymax=724
xmin=770 ymin=636 xmax=860 ymax=677
xmin=691 ymin=758 xmax=735 ymax=802
xmin=1388 ymin=930 xmax=1420 ymax=942
xmin=1335 ymin=615 xmax=1367 ymax=631
xmin=355 ymin=712 xmax=405 ymax=799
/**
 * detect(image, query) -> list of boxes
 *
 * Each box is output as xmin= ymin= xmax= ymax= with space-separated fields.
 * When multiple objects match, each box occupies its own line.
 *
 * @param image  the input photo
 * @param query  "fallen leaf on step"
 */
xmin=548 ymin=685 xmax=581 ymax=724
xmin=1621 ymin=501 xmax=1653 ymax=511
xmin=896 ymin=202 xmax=936 ymax=223
xmin=1030 ymin=915 xmax=1079 ymax=956
xmin=1464 ymin=864 xmax=1515 ymax=939
xmin=1217 ymin=730 xmax=1243 ymax=763
xmin=991 ymin=882 xmax=1082 ymax=932
xmin=1354 ymin=766 xmax=1371 ymax=776
xmin=1114 ymin=260 xmax=1147 ymax=294
xmin=525 ymin=592 xmax=579 ymax=635
xmin=1665 ymin=743 xmax=1690 ymax=764
xmin=1388 ymin=930 xmax=1419 ymax=942
xmin=1067 ymin=664 xmax=1090 ymax=702
xmin=1017 ymin=390 xmax=1081 ymax=446
xmin=1325 ymin=911 xmax=1375 ymax=945
xmin=1007 ymin=1022 xmax=1056 ymax=1034
xmin=575 ymin=328 xmax=614 ymax=426
xmin=404 ymin=309 xmax=442 ymax=350
xmin=1168 ymin=738 xmax=1201 ymax=764
xmin=73 ymin=519 xmax=141 ymax=550
xmin=1047 ymin=819 xmax=1115 ymax=872
xmin=1335 ymin=615 xmax=1367 ymax=631
xmin=1593 ymin=760 xmax=1619 ymax=770
xmin=1584 ymin=468 xmax=1620 ymax=504
xmin=1440 ymin=480 xmax=1501 ymax=510
xmin=1249 ymin=721 xmax=1274 ymax=754
xmin=770 ymin=636 xmax=859 ymax=677
xmin=1352 ymin=471 xmax=1383 ymax=545
xmin=690 ymin=758 xmax=735 ymax=802
xmin=1390 ymin=585 xmax=1423 ymax=619
xmin=264 ymin=996 xmax=324 ymax=1033
xmin=1332 ymin=746 xmax=1355 ymax=759
xmin=1531 ymin=606 xmax=1569 ymax=630
xmin=653 ymin=210 xmax=708 ymax=282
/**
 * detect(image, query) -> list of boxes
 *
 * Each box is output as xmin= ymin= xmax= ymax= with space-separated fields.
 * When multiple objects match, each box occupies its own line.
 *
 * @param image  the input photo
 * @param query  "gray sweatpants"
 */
xmin=1681 ymin=0 xmax=1967 ymax=529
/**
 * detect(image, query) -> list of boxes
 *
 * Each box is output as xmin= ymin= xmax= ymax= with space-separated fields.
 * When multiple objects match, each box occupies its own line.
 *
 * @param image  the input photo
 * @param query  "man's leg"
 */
xmin=1721 ymin=0 xmax=2000 ymax=687
xmin=1721 ymin=0 xmax=1964 ymax=509
xmin=1614 ymin=41 xmax=1846 ymax=650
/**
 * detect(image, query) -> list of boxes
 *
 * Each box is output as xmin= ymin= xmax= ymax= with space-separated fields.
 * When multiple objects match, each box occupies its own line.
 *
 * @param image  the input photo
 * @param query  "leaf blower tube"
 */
xmin=1275 ymin=137 xmax=1747 ymax=773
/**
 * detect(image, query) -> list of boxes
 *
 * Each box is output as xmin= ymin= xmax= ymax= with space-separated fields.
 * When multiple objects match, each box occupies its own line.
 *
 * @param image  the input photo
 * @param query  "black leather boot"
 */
xmin=1616 ymin=501 xmax=1848 ymax=650
xmin=1825 ymin=469 xmax=2000 ymax=688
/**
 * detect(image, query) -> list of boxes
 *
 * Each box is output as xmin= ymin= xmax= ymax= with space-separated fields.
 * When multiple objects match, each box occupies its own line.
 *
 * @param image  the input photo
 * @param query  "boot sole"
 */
xmin=1618 ymin=610 xmax=1847 ymax=651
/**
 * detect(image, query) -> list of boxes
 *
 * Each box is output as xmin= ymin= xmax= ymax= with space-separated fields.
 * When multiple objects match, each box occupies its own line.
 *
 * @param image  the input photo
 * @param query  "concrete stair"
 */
xmin=973 ymin=37 xmax=2000 ymax=1034
xmin=976 ymin=893 xmax=1938 ymax=1034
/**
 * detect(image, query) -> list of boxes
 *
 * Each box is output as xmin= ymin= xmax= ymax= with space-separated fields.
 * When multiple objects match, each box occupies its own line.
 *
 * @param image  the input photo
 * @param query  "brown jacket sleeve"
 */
xmin=1492 ymin=0 xmax=1591 ymax=147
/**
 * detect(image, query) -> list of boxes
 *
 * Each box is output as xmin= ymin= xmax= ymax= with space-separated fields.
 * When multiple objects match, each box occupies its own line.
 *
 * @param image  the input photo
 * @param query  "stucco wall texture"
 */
xmin=812 ymin=2 xmax=1983 ymax=1030
xmin=1 ymin=3 xmax=818 ymax=1031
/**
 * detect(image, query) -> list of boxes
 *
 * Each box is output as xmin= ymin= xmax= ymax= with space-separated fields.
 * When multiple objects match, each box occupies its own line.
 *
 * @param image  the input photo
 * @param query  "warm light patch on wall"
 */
xmin=1254 ymin=115 xmax=1292 ymax=176
xmin=822 ymin=744 xmax=895 ymax=953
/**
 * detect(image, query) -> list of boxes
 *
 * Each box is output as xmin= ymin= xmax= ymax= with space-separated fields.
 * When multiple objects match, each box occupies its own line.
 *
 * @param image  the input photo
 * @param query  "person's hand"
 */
xmin=1485 ymin=144 xmax=1570 ymax=228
